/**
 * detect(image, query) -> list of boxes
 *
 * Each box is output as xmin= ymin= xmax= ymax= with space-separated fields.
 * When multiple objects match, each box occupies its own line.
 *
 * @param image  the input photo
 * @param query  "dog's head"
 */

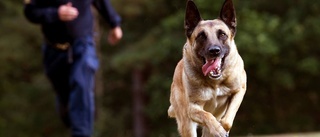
xmin=184 ymin=0 xmax=237 ymax=80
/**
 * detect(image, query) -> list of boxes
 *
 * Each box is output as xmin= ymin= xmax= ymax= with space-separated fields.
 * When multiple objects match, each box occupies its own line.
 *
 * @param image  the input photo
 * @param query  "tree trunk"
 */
xmin=92 ymin=7 xmax=105 ymax=136
xmin=132 ymin=68 xmax=148 ymax=137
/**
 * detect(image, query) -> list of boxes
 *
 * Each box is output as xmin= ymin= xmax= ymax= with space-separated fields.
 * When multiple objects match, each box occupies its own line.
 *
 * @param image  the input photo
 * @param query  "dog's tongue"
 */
xmin=202 ymin=58 xmax=221 ymax=76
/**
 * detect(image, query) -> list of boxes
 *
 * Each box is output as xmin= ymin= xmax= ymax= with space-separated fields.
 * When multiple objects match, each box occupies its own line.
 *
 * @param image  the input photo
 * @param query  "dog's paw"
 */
xmin=211 ymin=125 xmax=228 ymax=137
xmin=225 ymin=132 xmax=229 ymax=137
xmin=220 ymin=118 xmax=232 ymax=131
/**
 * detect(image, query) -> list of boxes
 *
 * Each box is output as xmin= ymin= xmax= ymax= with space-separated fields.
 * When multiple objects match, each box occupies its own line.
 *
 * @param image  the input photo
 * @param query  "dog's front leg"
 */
xmin=188 ymin=103 xmax=227 ymax=137
xmin=220 ymin=87 xmax=246 ymax=131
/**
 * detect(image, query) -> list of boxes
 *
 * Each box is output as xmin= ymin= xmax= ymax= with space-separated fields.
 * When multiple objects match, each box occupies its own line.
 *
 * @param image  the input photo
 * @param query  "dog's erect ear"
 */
xmin=185 ymin=0 xmax=202 ymax=38
xmin=219 ymin=0 xmax=237 ymax=35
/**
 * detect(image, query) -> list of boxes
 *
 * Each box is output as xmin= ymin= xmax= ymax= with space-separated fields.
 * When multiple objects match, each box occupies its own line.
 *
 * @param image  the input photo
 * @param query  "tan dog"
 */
xmin=168 ymin=0 xmax=246 ymax=136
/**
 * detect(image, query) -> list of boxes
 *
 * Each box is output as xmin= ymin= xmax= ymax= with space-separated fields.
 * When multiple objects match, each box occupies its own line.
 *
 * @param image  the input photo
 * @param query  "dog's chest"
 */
xmin=190 ymin=86 xmax=230 ymax=102
xmin=196 ymin=87 xmax=230 ymax=116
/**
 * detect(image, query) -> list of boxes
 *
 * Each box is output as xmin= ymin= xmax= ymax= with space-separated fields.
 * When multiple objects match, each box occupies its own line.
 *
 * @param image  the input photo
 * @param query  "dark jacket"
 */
xmin=24 ymin=0 xmax=121 ymax=43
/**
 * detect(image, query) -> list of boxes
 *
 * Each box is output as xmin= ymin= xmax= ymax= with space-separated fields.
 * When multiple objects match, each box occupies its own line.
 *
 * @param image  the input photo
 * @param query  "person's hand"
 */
xmin=108 ymin=26 xmax=123 ymax=45
xmin=58 ymin=2 xmax=79 ymax=21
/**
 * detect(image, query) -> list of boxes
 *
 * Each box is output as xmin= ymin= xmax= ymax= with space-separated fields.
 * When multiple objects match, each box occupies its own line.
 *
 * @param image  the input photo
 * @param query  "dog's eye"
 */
xmin=218 ymin=30 xmax=228 ymax=41
xmin=196 ymin=31 xmax=207 ymax=40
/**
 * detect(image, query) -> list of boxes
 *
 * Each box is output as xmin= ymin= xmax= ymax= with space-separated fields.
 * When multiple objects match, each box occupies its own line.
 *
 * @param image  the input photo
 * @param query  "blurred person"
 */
xmin=24 ymin=0 xmax=122 ymax=137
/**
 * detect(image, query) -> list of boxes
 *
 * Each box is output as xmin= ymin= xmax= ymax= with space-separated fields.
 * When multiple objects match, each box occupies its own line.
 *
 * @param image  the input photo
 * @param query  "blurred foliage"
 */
xmin=1 ymin=0 xmax=320 ymax=136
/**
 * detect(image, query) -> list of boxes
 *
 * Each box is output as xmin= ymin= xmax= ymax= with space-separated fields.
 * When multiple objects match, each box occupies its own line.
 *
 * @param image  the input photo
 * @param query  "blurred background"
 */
xmin=1 ymin=0 xmax=320 ymax=137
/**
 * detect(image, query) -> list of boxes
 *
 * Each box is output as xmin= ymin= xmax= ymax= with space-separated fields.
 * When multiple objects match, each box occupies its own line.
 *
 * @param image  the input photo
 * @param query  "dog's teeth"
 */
xmin=217 ymin=67 xmax=221 ymax=73
xmin=210 ymin=71 xmax=214 ymax=76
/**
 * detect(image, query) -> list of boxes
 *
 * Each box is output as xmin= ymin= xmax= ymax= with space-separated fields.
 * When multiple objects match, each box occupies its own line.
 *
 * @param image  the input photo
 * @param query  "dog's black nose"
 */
xmin=208 ymin=46 xmax=221 ymax=56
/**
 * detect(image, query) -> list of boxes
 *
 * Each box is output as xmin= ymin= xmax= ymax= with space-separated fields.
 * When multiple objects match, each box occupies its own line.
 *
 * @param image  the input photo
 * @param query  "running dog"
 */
xmin=168 ymin=0 xmax=246 ymax=136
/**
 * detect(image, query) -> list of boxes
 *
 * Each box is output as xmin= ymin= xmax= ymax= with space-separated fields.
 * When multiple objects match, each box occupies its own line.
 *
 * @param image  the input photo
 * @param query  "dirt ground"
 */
xmin=240 ymin=132 xmax=320 ymax=137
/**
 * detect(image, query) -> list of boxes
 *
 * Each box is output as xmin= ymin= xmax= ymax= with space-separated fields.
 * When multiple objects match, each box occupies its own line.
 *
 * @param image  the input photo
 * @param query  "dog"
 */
xmin=167 ymin=0 xmax=246 ymax=136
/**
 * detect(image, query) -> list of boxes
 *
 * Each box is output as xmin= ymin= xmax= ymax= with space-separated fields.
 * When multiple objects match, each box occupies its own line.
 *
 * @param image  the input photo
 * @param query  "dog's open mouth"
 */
xmin=202 ymin=57 xmax=223 ymax=79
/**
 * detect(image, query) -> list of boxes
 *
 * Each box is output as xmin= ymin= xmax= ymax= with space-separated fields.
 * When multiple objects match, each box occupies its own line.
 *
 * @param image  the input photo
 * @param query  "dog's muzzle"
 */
xmin=209 ymin=46 xmax=221 ymax=57
xmin=201 ymin=45 xmax=224 ymax=79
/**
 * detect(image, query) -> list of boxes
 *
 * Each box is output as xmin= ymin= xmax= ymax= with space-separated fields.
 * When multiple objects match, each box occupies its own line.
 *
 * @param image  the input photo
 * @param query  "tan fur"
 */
xmin=168 ymin=1 xmax=246 ymax=137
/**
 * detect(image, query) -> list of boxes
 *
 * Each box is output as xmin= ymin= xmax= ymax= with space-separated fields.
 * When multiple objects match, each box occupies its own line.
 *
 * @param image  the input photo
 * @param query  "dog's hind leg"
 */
xmin=168 ymin=105 xmax=175 ymax=118
xmin=202 ymin=128 xmax=229 ymax=137
xmin=177 ymin=118 xmax=197 ymax=137
xmin=201 ymin=127 xmax=210 ymax=137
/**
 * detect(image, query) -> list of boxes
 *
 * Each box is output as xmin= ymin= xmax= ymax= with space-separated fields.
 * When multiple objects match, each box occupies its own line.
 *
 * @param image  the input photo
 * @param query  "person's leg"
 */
xmin=69 ymin=37 xmax=99 ymax=137
xmin=42 ymin=44 xmax=71 ymax=127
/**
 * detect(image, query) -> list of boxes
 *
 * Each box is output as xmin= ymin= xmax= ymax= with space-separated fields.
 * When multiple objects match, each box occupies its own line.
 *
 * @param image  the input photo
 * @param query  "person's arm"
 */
xmin=24 ymin=1 xmax=60 ymax=24
xmin=24 ymin=1 xmax=78 ymax=24
xmin=93 ymin=0 xmax=123 ymax=45
xmin=92 ymin=0 xmax=121 ymax=28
